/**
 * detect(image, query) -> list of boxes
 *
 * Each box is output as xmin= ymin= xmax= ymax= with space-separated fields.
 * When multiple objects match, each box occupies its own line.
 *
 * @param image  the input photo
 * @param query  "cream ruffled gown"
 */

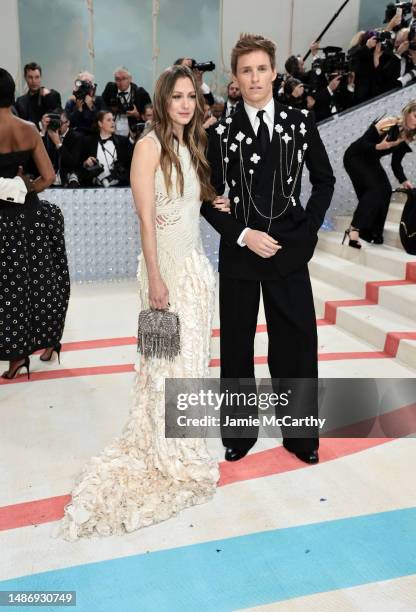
xmin=61 ymin=132 xmax=219 ymax=540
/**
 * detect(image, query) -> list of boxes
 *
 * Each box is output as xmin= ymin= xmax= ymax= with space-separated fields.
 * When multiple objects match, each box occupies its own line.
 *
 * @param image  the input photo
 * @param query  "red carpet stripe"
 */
xmin=384 ymin=331 xmax=416 ymax=357
xmin=2 ymin=400 xmax=415 ymax=531
xmin=0 ymin=349 xmax=396 ymax=385
xmin=0 ymin=439 xmax=392 ymax=532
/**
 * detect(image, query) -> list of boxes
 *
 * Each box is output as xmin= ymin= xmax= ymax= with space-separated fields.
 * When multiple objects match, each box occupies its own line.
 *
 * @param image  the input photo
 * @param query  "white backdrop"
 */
xmin=221 ymin=0 xmax=361 ymax=75
xmin=0 ymin=0 xmax=22 ymax=87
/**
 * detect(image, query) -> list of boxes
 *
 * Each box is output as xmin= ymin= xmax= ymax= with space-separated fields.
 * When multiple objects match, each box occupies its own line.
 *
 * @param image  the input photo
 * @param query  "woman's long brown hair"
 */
xmin=400 ymin=100 xmax=416 ymax=142
xmin=145 ymin=65 xmax=216 ymax=201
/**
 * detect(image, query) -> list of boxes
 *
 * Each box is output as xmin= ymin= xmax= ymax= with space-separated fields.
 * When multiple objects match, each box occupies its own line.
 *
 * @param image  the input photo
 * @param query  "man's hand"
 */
xmin=84 ymin=156 xmax=98 ymax=167
xmin=47 ymin=129 xmax=60 ymax=147
xmin=75 ymin=98 xmax=84 ymax=111
xmin=310 ymin=41 xmax=320 ymax=57
xmin=244 ymin=229 xmax=281 ymax=258
xmin=328 ymin=74 xmax=342 ymax=92
xmin=402 ymin=180 xmax=414 ymax=189
xmin=397 ymin=40 xmax=409 ymax=56
xmin=126 ymin=104 xmax=140 ymax=118
xmin=84 ymin=94 xmax=95 ymax=110
xmin=306 ymin=95 xmax=316 ymax=109
xmin=292 ymin=83 xmax=304 ymax=98
xmin=212 ymin=196 xmax=231 ymax=214
xmin=39 ymin=86 xmax=51 ymax=97
xmin=40 ymin=114 xmax=51 ymax=133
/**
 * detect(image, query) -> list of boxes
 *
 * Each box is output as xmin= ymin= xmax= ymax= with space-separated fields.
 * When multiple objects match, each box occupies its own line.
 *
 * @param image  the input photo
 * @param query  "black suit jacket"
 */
xmin=200 ymin=100 xmax=335 ymax=278
xmin=42 ymin=129 xmax=83 ymax=183
xmin=15 ymin=89 xmax=62 ymax=127
xmin=101 ymin=82 xmax=151 ymax=130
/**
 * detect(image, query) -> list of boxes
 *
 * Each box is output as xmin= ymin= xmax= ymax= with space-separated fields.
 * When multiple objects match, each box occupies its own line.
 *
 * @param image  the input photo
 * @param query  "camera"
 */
xmin=107 ymin=161 xmax=128 ymax=184
xmin=312 ymin=47 xmax=351 ymax=79
xmin=374 ymin=30 xmax=395 ymax=51
xmin=385 ymin=1 xmax=412 ymax=24
xmin=46 ymin=113 xmax=61 ymax=132
xmin=191 ymin=60 xmax=216 ymax=72
xmin=109 ymin=93 xmax=134 ymax=114
xmin=73 ymin=80 xmax=96 ymax=101
xmin=85 ymin=160 xmax=104 ymax=178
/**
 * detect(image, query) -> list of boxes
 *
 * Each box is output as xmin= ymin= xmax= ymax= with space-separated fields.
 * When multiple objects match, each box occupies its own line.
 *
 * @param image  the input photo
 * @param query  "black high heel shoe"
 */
xmin=39 ymin=342 xmax=62 ymax=364
xmin=342 ymin=228 xmax=362 ymax=249
xmin=2 ymin=356 xmax=31 ymax=380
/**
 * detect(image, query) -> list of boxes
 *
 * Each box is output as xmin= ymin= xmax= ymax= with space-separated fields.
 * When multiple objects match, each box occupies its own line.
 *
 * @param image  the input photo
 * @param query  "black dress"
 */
xmin=0 ymin=150 xmax=70 ymax=361
xmin=343 ymin=123 xmax=412 ymax=239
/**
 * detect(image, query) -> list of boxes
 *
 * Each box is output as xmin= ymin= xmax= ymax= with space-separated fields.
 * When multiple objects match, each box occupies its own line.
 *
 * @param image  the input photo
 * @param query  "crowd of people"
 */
xmin=8 ymin=1 xmax=416 ymax=189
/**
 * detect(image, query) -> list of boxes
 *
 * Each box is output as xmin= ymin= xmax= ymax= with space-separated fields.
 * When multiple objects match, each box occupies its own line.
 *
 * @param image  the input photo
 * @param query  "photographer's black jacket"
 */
xmin=65 ymin=96 xmax=106 ymax=135
xmin=200 ymin=99 xmax=335 ymax=278
xmin=345 ymin=122 xmax=412 ymax=184
xmin=101 ymin=82 xmax=151 ymax=129
xmin=43 ymin=129 xmax=82 ymax=183
xmin=15 ymin=89 xmax=62 ymax=127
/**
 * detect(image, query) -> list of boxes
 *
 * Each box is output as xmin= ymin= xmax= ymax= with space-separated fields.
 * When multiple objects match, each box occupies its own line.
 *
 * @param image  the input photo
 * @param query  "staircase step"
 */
xmin=310 ymin=276 xmax=416 ymax=369
xmin=310 ymin=250 xmax=416 ymax=320
xmin=310 ymin=250 xmax=396 ymax=296
xmin=387 ymin=202 xmax=404 ymax=224
xmin=317 ymin=231 xmax=416 ymax=279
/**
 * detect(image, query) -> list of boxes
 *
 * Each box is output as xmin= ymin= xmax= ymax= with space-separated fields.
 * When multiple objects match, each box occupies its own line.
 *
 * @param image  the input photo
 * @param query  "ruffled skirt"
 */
xmin=61 ymin=249 xmax=219 ymax=540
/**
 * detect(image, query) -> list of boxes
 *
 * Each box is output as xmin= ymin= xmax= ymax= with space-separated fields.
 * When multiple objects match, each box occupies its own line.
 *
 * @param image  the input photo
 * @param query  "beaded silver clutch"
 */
xmin=137 ymin=308 xmax=180 ymax=360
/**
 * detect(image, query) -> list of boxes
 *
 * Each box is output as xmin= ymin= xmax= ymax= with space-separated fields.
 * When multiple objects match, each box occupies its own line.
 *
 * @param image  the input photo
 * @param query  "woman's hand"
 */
xmin=376 ymin=135 xmax=402 ymax=150
xmin=149 ymin=276 xmax=169 ymax=310
xmin=212 ymin=196 xmax=231 ymax=214
xmin=16 ymin=166 xmax=34 ymax=192
xmin=402 ymin=180 xmax=414 ymax=190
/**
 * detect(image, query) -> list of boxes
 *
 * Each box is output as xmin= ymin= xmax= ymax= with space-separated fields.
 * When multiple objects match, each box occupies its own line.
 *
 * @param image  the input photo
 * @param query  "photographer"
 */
xmin=65 ymin=71 xmax=105 ymax=135
xmin=380 ymin=27 xmax=416 ymax=90
xmin=15 ymin=62 xmax=61 ymax=128
xmin=348 ymin=30 xmax=393 ymax=103
xmin=277 ymin=77 xmax=315 ymax=112
xmin=174 ymin=58 xmax=215 ymax=105
xmin=81 ymin=110 xmax=132 ymax=187
xmin=40 ymin=110 xmax=82 ymax=187
xmin=343 ymin=101 xmax=416 ymax=247
xmin=101 ymin=67 xmax=151 ymax=137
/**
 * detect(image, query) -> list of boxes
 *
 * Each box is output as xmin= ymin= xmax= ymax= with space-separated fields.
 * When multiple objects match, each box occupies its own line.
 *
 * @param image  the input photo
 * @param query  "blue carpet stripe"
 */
xmin=1 ymin=507 xmax=416 ymax=612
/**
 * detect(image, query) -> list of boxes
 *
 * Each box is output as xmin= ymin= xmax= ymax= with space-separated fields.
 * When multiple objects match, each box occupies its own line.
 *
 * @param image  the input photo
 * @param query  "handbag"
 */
xmin=137 ymin=306 xmax=180 ymax=360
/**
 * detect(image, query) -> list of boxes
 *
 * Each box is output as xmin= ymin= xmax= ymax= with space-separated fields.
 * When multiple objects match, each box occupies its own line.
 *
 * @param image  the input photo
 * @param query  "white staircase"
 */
xmin=312 ymin=194 xmax=416 ymax=371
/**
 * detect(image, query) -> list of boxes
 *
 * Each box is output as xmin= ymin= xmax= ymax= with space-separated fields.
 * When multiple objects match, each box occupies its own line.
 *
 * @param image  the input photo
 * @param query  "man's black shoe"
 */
xmin=283 ymin=441 xmax=319 ymax=464
xmin=225 ymin=447 xmax=249 ymax=461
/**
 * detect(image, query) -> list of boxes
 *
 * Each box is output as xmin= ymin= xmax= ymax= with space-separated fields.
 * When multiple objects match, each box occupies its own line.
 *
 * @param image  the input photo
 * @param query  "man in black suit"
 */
xmin=101 ymin=67 xmax=151 ymax=137
xmin=201 ymin=34 xmax=335 ymax=463
xmin=40 ymin=110 xmax=82 ymax=187
xmin=15 ymin=62 xmax=61 ymax=128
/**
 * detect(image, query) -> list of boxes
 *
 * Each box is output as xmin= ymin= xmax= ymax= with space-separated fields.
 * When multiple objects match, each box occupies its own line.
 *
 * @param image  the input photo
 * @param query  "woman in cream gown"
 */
xmin=61 ymin=66 xmax=226 ymax=540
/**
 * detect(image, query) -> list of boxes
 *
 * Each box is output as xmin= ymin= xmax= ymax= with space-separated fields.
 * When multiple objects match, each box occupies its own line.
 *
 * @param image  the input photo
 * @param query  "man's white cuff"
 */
xmin=237 ymin=227 xmax=250 ymax=246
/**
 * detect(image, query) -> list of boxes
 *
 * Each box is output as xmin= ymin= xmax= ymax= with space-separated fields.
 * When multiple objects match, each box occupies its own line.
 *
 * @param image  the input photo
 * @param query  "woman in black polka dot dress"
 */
xmin=0 ymin=69 xmax=70 ymax=379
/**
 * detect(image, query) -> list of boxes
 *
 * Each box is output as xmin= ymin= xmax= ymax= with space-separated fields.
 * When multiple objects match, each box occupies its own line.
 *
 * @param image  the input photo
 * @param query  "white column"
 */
xmin=0 ymin=0 xmax=23 ymax=93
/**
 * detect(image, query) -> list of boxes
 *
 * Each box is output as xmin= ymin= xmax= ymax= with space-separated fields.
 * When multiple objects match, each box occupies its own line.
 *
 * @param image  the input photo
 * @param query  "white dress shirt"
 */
xmin=115 ymin=85 xmax=131 ymax=136
xmin=236 ymin=97 xmax=275 ymax=245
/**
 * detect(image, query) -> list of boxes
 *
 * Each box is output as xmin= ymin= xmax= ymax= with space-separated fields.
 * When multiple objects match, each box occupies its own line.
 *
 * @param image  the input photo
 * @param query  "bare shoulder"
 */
xmin=13 ymin=117 xmax=40 ymax=146
xmin=133 ymin=134 xmax=160 ymax=166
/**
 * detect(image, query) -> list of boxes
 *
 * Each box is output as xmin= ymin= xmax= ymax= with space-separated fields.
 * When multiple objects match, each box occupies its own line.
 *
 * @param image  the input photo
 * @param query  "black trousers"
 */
xmin=219 ymin=267 xmax=319 ymax=453
xmin=344 ymin=154 xmax=392 ymax=237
